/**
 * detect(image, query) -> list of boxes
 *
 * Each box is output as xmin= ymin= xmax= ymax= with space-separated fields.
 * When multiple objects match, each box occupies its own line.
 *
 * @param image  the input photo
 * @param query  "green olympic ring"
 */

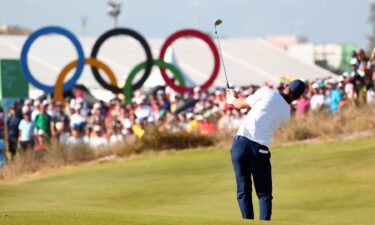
xmin=124 ymin=59 xmax=186 ymax=103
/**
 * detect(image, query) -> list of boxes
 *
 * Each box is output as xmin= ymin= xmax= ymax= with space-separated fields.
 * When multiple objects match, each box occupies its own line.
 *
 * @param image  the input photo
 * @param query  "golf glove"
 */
xmin=226 ymin=93 xmax=235 ymax=104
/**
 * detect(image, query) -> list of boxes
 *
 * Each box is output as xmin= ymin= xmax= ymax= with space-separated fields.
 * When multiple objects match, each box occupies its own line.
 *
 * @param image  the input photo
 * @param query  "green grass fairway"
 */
xmin=1 ymin=138 xmax=375 ymax=225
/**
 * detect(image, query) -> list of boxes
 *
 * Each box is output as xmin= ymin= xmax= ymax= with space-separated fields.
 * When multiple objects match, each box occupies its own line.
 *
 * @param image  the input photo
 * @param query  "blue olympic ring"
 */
xmin=20 ymin=26 xmax=85 ymax=93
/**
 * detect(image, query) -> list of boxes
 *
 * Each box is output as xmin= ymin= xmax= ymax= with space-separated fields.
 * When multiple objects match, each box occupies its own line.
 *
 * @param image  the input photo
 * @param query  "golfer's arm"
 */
xmin=232 ymin=96 xmax=251 ymax=109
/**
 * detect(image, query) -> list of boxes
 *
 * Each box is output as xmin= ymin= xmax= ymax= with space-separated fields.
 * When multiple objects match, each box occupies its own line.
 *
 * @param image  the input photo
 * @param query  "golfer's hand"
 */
xmin=226 ymin=89 xmax=236 ymax=104
xmin=226 ymin=88 xmax=235 ymax=96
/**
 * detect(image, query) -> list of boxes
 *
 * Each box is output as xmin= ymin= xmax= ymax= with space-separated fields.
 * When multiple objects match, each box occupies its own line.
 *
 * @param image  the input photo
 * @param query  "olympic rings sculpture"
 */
xmin=20 ymin=26 xmax=220 ymax=103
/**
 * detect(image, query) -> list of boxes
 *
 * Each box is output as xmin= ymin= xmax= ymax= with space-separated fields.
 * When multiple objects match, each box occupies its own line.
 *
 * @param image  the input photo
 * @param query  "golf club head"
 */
xmin=214 ymin=19 xmax=222 ymax=27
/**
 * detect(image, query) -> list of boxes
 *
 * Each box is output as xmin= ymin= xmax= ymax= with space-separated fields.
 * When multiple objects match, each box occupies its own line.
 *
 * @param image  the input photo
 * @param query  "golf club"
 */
xmin=214 ymin=19 xmax=230 ymax=89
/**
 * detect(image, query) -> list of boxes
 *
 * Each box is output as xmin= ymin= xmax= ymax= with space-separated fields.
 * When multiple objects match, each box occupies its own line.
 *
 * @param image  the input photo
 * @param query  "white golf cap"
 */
xmin=312 ymin=82 xmax=319 ymax=89
xmin=37 ymin=129 xmax=46 ymax=136
xmin=350 ymin=58 xmax=358 ymax=65
xmin=74 ymin=104 xmax=82 ymax=110
xmin=212 ymin=106 xmax=220 ymax=113
xmin=196 ymin=115 xmax=204 ymax=121
xmin=148 ymin=116 xmax=155 ymax=123
xmin=34 ymin=100 xmax=41 ymax=106
xmin=22 ymin=106 xmax=30 ymax=114
xmin=76 ymin=98 xmax=84 ymax=103
xmin=124 ymin=120 xmax=132 ymax=129
xmin=194 ymin=86 xmax=201 ymax=93
xmin=328 ymin=78 xmax=338 ymax=84
xmin=93 ymin=102 xmax=101 ymax=109
xmin=55 ymin=121 xmax=64 ymax=130
xmin=186 ymin=112 xmax=194 ymax=119
xmin=93 ymin=125 xmax=102 ymax=132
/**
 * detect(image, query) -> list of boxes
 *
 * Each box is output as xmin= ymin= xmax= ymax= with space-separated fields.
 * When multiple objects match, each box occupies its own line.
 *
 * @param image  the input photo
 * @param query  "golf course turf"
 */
xmin=0 ymin=138 xmax=374 ymax=225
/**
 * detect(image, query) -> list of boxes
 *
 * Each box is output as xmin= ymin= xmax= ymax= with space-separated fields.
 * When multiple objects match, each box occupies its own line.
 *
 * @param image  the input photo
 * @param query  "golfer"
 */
xmin=226 ymin=80 xmax=306 ymax=221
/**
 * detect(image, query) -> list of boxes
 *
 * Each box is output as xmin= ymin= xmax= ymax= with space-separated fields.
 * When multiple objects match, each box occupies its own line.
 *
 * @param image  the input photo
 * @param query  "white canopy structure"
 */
xmin=0 ymin=34 xmax=336 ymax=99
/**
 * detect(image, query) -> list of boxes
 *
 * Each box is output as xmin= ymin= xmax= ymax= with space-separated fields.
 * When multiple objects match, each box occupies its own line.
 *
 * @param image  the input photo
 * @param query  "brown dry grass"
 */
xmin=0 ymin=130 xmax=215 ymax=181
xmin=274 ymin=106 xmax=375 ymax=143
xmin=122 ymin=129 xmax=215 ymax=156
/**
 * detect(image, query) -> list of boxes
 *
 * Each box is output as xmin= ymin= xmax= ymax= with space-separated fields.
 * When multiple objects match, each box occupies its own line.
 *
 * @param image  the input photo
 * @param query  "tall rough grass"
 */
xmin=119 ymin=129 xmax=215 ymax=156
xmin=0 ymin=130 xmax=215 ymax=181
xmin=0 ymin=143 xmax=96 ymax=181
xmin=274 ymin=106 xmax=375 ymax=143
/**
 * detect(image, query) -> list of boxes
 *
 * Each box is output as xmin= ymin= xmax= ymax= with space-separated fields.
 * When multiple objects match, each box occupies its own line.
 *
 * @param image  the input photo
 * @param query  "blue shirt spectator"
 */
xmin=18 ymin=117 xmax=36 ymax=142
xmin=0 ymin=139 xmax=5 ymax=166
xmin=330 ymin=88 xmax=343 ymax=113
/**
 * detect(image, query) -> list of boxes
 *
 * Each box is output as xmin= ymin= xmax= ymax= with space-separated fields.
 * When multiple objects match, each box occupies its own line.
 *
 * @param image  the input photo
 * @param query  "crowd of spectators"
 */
xmin=293 ymin=48 xmax=375 ymax=116
xmin=1 ymin=48 xmax=375 ymax=160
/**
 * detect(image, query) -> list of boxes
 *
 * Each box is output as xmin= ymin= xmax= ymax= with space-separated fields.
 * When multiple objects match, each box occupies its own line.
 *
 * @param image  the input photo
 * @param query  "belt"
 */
xmin=236 ymin=135 xmax=269 ymax=151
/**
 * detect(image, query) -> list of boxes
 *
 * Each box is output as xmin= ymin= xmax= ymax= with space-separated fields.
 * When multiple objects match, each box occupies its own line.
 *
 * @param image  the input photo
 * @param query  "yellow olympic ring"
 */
xmin=54 ymin=58 xmax=118 ymax=102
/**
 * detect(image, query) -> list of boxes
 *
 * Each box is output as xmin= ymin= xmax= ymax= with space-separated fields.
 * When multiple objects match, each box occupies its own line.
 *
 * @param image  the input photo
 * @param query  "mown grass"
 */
xmin=0 ymin=210 xmax=278 ymax=225
xmin=0 ymin=138 xmax=375 ymax=225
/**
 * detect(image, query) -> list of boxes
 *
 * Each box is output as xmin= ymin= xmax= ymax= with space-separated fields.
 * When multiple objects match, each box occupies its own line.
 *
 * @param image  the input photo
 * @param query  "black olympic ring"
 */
xmin=90 ymin=28 xmax=153 ymax=94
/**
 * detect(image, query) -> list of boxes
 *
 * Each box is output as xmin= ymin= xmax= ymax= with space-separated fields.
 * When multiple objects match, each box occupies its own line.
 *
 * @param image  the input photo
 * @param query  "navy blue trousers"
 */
xmin=231 ymin=135 xmax=273 ymax=220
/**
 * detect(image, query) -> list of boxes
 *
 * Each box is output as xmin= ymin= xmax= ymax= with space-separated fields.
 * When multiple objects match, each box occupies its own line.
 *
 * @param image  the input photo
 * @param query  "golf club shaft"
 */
xmin=214 ymin=29 xmax=230 ymax=89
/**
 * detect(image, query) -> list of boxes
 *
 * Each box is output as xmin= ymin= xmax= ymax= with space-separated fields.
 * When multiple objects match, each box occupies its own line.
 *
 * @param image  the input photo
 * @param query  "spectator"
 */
xmin=0 ymin=139 xmax=5 ymax=166
xmin=70 ymin=104 xmax=86 ymax=129
xmin=109 ymin=120 xmax=124 ymax=143
xmin=134 ymin=98 xmax=152 ymax=120
xmin=34 ymin=129 xmax=48 ymax=151
xmin=329 ymin=79 xmax=343 ymax=113
xmin=7 ymin=107 xmax=21 ymax=158
xmin=55 ymin=121 xmax=68 ymax=142
xmin=200 ymin=112 xmax=217 ymax=135
xmin=187 ymin=113 xmax=199 ymax=132
xmin=295 ymin=94 xmax=310 ymax=117
xmin=123 ymin=122 xmax=137 ymax=144
xmin=87 ymin=102 xmax=105 ymax=129
xmin=132 ymin=119 xmax=145 ymax=138
xmin=31 ymin=100 xmax=40 ymax=121
xmin=53 ymin=102 xmax=69 ymax=133
xmin=177 ymin=113 xmax=188 ymax=131
xmin=66 ymin=125 xmax=88 ymax=146
xmin=310 ymin=83 xmax=325 ymax=111
xmin=34 ymin=103 xmax=52 ymax=137
xmin=18 ymin=111 xmax=36 ymax=151
xmin=90 ymin=125 xmax=108 ymax=147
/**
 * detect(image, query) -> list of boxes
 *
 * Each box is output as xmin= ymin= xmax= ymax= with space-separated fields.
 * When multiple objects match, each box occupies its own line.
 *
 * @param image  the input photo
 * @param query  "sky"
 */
xmin=0 ymin=0 xmax=374 ymax=48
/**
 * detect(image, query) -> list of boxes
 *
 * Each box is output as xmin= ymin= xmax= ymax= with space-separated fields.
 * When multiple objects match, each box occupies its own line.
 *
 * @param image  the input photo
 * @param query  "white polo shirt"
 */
xmin=237 ymin=87 xmax=291 ymax=147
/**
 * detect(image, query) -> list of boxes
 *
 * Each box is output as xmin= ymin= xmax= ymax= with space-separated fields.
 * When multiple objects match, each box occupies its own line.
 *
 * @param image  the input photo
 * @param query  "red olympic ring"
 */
xmin=159 ymin=29 xmax=220 ymax=94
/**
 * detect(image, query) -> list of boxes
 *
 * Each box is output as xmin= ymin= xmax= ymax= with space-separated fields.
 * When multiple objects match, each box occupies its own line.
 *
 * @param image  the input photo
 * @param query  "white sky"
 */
xmin=0 ymin=0 xmax=373 ymax=48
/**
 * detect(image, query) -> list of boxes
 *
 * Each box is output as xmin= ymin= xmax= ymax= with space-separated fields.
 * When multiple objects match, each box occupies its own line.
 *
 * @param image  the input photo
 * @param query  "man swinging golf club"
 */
xmin=226 ymin=80 xmax=306 ymax=220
